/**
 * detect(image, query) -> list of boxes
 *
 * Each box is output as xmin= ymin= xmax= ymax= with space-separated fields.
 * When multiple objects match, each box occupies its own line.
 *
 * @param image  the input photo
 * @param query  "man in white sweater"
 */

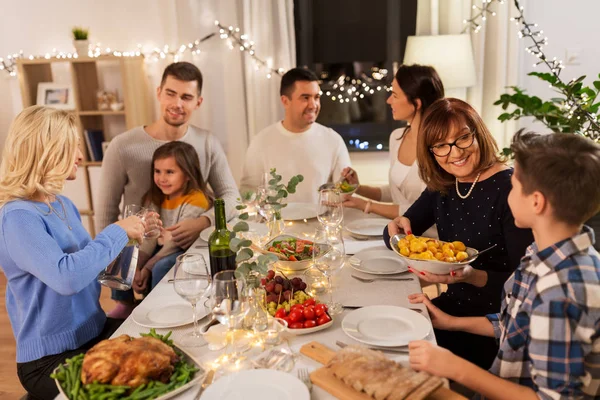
xmin=96 ymin=62 xmax=239 ymax=251
xmin=240 ymin=68 xmax=351 ymax=203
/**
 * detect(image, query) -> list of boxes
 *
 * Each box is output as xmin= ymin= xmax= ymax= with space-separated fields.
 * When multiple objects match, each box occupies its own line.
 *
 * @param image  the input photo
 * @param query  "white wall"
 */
xmin=516 ymin=0 xmax=600 ymax=133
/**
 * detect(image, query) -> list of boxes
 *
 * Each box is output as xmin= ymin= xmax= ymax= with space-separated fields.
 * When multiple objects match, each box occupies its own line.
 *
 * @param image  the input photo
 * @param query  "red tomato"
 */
xmin=303 ymin=298 xmax=316 ymax=307
xmin=315 ymin=303 xmax=328 ymax=317
xmin=274 ymin=308 xmax=287 ymax=319
xmin=303 ymin=306 xmax=315 ymax=320
xmin=317 ymin=314 xmax=332 ymax=326
xmin=303 ymin=320 xmax=317 ymax=328
xmin=288 ymin=310 xmax=304 ymax=323
xmin=269 ymin=247 xmax=277 ymax=252
xmin=289 ymin=322 xmax=304 ymax=329
xmin=290 ymin=304 xmax=304 ymax=313
xmin=288 ymin=255 xmax=298 ymax=261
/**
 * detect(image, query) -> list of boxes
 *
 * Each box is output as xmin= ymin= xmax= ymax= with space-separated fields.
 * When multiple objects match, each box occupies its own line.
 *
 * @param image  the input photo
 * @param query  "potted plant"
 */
xmin=72 ymin=26 xmax=89 ymax=56
xmin=494 ymin=72 xmax=600 ymax=249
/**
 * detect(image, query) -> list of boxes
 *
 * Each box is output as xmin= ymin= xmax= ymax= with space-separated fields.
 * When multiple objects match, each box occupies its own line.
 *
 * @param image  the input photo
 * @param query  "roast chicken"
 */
xmin=81 ymin=334 xmax=178 ymax=387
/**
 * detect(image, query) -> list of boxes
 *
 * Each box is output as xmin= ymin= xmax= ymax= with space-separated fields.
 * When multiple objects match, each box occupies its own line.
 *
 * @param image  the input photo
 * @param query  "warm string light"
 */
xmin=462 ymin=0 xmax=505 ymax=33
xmin=509 ymin=0 xmax=599 ymax=139
xmin=318 ymin=69 xmax=392 ymax=104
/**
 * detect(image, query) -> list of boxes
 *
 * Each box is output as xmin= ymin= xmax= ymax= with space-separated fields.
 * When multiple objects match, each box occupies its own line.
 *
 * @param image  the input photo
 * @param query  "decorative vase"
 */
xmin=73 ymin=39 xmax=89 ymax=56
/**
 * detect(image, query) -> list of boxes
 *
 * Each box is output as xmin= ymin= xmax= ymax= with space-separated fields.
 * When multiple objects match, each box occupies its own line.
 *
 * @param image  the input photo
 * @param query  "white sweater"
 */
xmin=380 ymin=128 xmax=438 ymax=238
xmin=240 ymin=122 xmax=351 ymax=203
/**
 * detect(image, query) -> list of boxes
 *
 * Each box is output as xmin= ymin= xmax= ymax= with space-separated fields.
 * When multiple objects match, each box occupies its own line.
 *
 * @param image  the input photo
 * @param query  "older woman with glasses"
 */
xmin=384 ymin=98 xmax=533 ymax=370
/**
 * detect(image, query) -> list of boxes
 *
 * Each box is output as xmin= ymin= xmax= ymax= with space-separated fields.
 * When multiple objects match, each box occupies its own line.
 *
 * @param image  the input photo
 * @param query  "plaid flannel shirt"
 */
xmin=485 ymin=226 xmax=600 ymax=399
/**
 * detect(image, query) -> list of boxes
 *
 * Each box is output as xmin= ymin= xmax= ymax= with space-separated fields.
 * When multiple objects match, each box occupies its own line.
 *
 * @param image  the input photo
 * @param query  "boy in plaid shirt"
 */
xmin=408 ymin=131 xmax=600 ymax=399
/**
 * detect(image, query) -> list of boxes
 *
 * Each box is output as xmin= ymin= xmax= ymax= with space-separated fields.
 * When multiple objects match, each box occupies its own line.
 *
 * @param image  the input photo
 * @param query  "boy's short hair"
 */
xmin=511 ymin=130 xmax=600 ymax=225
xmin=280 ymin=68 xmax=319 ymax=98
xmin=160 ymin=62 xmax=203 ymax=96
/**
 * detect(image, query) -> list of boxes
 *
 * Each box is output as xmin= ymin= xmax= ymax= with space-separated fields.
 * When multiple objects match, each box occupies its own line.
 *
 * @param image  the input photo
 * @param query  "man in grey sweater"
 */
xmin=96 ymin=63 xmax=239 ymax=313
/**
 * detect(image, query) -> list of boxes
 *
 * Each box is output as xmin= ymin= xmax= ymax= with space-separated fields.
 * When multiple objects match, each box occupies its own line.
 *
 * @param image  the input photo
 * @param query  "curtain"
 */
xmin=415 ymin=0 xmax=521 ymax=148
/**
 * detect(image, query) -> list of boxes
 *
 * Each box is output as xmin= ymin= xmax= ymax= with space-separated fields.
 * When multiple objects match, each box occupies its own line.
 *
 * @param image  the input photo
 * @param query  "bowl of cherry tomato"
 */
xmin=274 ymin=298 xmax=333 ymax=335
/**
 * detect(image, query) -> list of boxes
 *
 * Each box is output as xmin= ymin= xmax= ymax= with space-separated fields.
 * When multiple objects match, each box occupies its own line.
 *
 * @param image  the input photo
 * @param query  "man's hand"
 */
xmin=165 ymin=216 xmax=211 ymax=249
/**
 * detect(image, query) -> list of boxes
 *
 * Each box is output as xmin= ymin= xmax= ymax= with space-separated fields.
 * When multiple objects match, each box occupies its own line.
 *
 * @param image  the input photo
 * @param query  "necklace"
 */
xmin=33 ymin=197 xmax=72 ymax=230
xmin=455 ymin=172 xmax=481 ymax=200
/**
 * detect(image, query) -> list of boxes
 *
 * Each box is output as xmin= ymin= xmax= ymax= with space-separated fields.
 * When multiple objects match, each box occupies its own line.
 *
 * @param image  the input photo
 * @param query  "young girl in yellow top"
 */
xmin=133 ymin=141 xmax=212 ymax=293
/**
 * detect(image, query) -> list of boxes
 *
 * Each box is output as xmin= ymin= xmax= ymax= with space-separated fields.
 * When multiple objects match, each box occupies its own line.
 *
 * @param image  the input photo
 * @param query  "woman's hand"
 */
xmin=341 ymin=167 xmax=359 ymax=185
xmin=409 ymin=341 xmax=461 ymax=379
xmin=342 ymin=195 xmax=367 ymax=211
xmin=115 ymin=216 xmax=145 ymax=243
xmin=407 ymin=293 xmax=455 ymax=330
xmin=407 ymin=265 xmax=486 ymax=287
xmin=387 ymin=216 xmax=412 ymax=236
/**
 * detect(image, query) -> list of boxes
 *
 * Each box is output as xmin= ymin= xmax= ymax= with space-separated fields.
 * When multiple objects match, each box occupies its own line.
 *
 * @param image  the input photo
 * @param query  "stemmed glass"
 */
xmin=172 ymin=254 xmax=212 ymax=347
xmin=317 ymin=189 xmax=343 ymax=229
xmin=255 ymin=185 xmax=285 ymax=238
xmin=312 ymin=225 xmax=345 ymax=315
xmin=211 ymin=270 xmax=251 ymax=365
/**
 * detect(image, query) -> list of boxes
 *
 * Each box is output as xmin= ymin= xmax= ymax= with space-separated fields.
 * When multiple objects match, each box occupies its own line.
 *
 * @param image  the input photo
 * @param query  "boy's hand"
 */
xmin=408 ymin=293 xmax=455 ymax=330
xmin=409 ymin=341 xmax=460 ymax=379
xmin=133 ymin=268 xmax=151 ymax=294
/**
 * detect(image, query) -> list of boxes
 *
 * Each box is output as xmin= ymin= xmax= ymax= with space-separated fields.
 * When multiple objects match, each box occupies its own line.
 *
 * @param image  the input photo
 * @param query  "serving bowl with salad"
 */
xmin=262 ymin=235 xmax=331 ymax=271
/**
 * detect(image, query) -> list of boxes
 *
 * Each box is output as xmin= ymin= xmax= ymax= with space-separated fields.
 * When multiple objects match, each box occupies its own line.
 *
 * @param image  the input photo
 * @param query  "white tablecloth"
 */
xmin=61 ymin=208 xmax=435 ymax=400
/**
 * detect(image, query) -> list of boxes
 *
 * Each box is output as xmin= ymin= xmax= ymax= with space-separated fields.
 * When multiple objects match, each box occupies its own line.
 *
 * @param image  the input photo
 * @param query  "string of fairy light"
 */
xmin=0 ymin=20 xmax=389 ymax=104
xmin=463 ymin=0 xmax=599 ymax=138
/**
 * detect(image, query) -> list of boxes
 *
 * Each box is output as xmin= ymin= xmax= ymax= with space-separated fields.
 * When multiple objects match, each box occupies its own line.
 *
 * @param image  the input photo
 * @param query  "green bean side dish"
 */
xmin=50 ymin=329 xmax=200 ymax=400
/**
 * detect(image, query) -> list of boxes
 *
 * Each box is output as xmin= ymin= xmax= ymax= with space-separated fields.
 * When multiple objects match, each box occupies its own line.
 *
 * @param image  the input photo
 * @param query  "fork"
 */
xmin=351 ymin=274 xmax=413 ymax=283
xmin=297 ymin=368 xmax=312 ymax=392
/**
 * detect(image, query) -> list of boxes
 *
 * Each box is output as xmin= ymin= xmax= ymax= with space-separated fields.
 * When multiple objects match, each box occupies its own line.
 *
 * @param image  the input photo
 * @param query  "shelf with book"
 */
xmin=16 ymin=56 xmax=154 ymax=236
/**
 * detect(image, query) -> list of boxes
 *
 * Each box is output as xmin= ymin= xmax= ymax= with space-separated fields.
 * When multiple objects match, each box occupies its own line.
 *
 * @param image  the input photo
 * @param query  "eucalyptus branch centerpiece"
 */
xmin=230 ymin=168 xmax=304 ymax=279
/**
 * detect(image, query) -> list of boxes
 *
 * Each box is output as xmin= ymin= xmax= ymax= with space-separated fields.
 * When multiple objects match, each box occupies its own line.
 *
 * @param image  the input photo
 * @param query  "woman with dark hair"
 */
xmin=383 ymin=98 xmax=533 ymax=370
xmin=342 ymin=65 xmax=444 ymax=235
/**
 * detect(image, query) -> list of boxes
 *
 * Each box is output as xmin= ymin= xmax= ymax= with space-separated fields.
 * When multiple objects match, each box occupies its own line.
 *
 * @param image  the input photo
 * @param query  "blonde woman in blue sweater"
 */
xmin=0 ymin=106 xmax=146 ymax=399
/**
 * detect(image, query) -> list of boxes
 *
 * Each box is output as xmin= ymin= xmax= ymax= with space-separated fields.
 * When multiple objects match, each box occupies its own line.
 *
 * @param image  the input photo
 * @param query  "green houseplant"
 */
xmin=72 ymin=26 xmax=90 ymax=56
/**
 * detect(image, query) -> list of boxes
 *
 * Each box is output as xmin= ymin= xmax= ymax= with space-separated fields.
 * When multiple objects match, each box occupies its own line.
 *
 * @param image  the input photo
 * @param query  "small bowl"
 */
xmin=110 ymin=102 xmax=124 ymax=111
xmin=389 ymin=234 xmax=479 ymax=274
xmin=262 ymin=234 xmax=331 ymax=272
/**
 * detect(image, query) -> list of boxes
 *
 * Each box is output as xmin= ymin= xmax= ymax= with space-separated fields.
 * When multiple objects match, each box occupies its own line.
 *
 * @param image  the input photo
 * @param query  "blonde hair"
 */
xmin=0 ymin=106 xmax=79 ymax=206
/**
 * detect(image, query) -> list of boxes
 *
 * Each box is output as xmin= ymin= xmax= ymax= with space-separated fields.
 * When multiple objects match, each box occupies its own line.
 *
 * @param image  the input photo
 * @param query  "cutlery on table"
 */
xmin=297 ymin=368 xmax=313 ymax=393
xmin=336 ymin=340 xmax=409 ymax=354
xmin=351 ymin=274 xmax=413 ymax=283
xmin=194 ymin=369 xmax=214 ymax=400
xmin=342 ymin=305 xmax=423 ymax=313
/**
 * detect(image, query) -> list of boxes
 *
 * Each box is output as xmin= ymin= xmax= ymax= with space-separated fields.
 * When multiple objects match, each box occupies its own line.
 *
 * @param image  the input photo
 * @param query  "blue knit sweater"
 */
xmin=0 ymin=196 xmax=128 ymax=362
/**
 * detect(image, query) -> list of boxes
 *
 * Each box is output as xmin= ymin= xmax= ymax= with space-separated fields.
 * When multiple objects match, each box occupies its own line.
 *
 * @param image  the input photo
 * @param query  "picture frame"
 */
xmin=36 ymin=82 xmax=76 ymax=110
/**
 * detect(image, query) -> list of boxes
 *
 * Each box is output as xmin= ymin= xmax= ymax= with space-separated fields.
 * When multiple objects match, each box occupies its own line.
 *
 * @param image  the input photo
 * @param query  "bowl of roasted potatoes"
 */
xmin=390 ymin=233 xmax=479 ymax=274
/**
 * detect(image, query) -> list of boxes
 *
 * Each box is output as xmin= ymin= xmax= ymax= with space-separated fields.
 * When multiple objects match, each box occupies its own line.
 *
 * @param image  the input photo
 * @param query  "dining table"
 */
xmin=60 ymin=206 xmax=466 ymax=400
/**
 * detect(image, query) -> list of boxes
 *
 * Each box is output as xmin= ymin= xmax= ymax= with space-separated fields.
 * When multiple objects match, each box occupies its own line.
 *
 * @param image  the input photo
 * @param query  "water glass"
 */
xmin=124 ymin=204 xmax=161 ymax=238
xmin=317 ymin=189 xmax=343 ymax=228
xmin=173 ymin=254 xmax=212 ymax=347
xmin=313 ymin=225 xmax=345 ymax=315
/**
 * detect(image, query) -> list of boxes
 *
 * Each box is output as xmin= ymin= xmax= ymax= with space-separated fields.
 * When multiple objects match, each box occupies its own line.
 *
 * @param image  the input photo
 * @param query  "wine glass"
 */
xmin=172 ymin=254 xmax=212 ymax=347
xmin=317 ymin=189 xmax=343 ymax=228
xmin=312 ymin=225 xmax=345 ymax=315
xmin=211 ymin=271 xmax=251 ymax=364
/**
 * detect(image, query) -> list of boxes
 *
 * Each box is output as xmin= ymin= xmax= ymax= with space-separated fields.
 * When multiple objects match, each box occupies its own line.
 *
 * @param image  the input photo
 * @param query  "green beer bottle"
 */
xmin=208 ymin=199 xmax=236 ymax=276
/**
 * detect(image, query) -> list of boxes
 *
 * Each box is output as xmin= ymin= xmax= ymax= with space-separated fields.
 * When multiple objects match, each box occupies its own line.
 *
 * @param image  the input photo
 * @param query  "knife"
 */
xmin=336 ymin=340 xmax=409 ymax=354
xmin=194 ymin=369 xmax=214 ymax=400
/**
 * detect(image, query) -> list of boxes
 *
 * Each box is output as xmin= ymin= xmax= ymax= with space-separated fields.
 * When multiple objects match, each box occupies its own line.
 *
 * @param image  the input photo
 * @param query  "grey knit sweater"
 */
xmin=95 ymin=126 xmax=239 ymax=231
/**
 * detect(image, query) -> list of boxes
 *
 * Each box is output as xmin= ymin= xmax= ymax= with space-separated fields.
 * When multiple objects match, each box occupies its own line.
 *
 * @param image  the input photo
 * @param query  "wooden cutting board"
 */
xmin=300 ymin=342 xmax=466 ymax=400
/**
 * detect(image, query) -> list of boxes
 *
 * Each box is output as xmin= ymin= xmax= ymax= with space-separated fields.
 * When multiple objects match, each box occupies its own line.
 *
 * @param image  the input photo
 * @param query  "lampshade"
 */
xmin=403 ymin=34 xmax=477 ymax=89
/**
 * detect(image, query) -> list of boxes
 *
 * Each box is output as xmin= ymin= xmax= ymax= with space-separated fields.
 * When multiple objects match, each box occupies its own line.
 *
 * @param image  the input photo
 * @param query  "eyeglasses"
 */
xmin=429 ymin=132 xmax=476 ymax=157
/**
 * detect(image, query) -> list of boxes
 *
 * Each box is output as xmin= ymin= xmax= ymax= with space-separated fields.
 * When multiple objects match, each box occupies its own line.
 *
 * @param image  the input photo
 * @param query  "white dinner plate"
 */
xmin=280 ymin=202 xmax=319 ymax=221
xmin=345 ymin=218 xmax=390 ymax=237
xmin=200 ymin=369 xmax=310 ymax=400
xmin=199 ymin=221 xmax=268 ymax=242
xmin=349 ymin=246 xmax=409 ymax=275
xmin=342 ymin=305 xmax=430 ymax=347
xmin=132 ymin=302 xmax=208 ymax=328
